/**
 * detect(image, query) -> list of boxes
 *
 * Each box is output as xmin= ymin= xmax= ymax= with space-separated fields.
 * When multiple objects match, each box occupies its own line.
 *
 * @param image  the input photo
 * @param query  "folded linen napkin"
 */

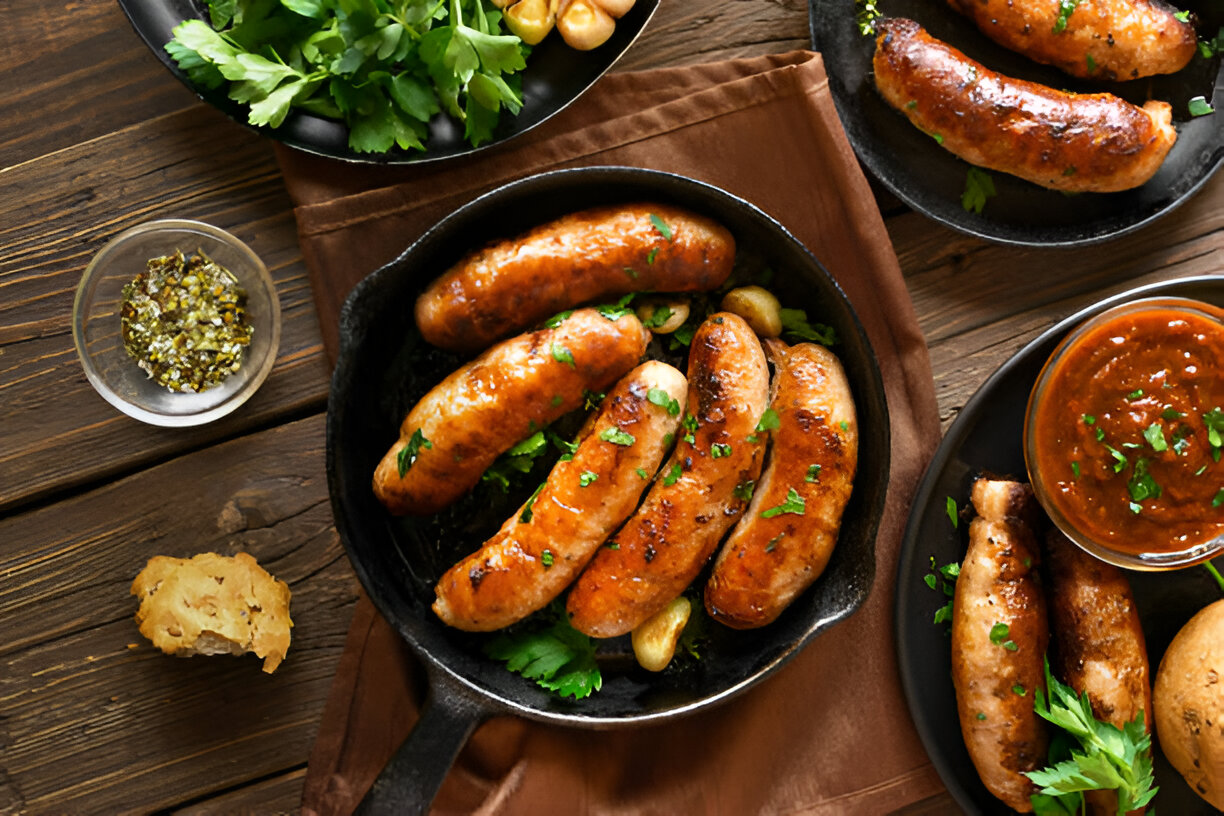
xmin=277 ymin=49 xmax=945 ymax=815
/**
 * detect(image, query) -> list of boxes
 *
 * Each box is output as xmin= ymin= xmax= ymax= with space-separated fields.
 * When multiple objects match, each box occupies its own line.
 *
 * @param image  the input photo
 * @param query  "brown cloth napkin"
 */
xmin=278 ymin=50 xmax=945 ymax=815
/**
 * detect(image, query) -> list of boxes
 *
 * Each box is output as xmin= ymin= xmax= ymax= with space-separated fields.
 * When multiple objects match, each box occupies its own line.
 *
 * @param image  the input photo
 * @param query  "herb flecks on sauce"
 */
xmin=120 ymin=249 xmax=252 ymax=392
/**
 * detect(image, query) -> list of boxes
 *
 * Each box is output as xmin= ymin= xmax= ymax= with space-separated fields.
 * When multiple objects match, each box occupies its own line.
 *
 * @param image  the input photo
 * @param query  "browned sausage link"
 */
xmin=373 ymin=309 xmax=650 ymax=516
xmin=1044 ymin=528 xmax=1152 ymax=816
xmin=873 ymin=18 xmax=1177 ymax=193
xmin=432 ymin=361 xmax=687 ymax=632
xmin=415 ymin=204 xmax=736 ymax=353
xmin=946 ymin=0 xmax=1195 ymax=81
xmin=566 ymin=313 xmax=770 ymax=638
xmin=704 ymin=341 xmax=858 ymax=629
xmin=952 ymin=478 xmax=1049 ymax=813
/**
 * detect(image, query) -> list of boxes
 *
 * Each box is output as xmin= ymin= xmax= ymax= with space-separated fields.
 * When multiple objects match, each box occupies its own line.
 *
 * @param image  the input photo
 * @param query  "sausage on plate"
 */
xmin=952 ymin=478 xmax=1049 ymax=813
xmin=415 ymin=203 xmax=735 ymax=353
xmin=433 ymin=361 xmax=687 ymax=631
xmin=566 ymin=313 xmax=770 ymax=638
xmin=872 ymin=18 xmax=1177 ymax=193
xmin=945 ymin=0 xmax=1196 ymax=81
xmin=704 ymin=340 xmax=858 ymax=629
xmin=373 ymin=308 xmax=650 ymax=516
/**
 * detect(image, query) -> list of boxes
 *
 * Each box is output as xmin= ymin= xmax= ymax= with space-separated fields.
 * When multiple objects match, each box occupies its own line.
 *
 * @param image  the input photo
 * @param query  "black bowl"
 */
xmin=118 ymin=0 xmax=657 ymax=165
xmin=809 ymin=0 xmax=1224 ymax=246
xmin=328 ymin=166 xmax=891 ymax=726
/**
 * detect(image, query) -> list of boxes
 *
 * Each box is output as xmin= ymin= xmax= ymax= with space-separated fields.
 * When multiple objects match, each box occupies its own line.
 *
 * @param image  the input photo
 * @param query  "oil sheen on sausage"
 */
xmin=873 ymin=18 xmax=1177 ymax=193
xmin=415 ymin=204 xmax=735 ymax=353
xmin=704 ymin=340 xmax=858 ymax=629
xmin=566 ymin=313 xmax=770 ymax=638
xmin=946 ymin=0 xmax=1196 ymax=81
xmin=373 ymin=308 xmax=649 ymax=517
xmin=1045 ymin=528 xmax=1152 ymax=816
xmin=433 ymin=361 xmax=687 ymax=631
xmin=952 ymin=478 xmax=1049 ymax=813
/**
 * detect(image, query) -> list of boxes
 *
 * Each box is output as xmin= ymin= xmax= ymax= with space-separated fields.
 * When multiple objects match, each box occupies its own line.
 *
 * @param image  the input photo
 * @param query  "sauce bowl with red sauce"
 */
xmin=1025 ymin=297 xmax=1224 ymax=570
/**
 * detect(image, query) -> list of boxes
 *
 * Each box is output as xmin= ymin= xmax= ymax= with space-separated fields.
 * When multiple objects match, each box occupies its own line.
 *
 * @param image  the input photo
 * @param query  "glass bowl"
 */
xmin=72 ymin=219 xmax=281 ymax=427
xmin=1024 ymin=296 xmax=1224 ymax=570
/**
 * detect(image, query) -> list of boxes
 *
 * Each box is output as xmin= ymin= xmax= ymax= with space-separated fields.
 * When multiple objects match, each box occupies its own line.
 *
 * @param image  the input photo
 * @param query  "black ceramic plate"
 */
xmin=809 ymin=0 xmax=1224 ymax=246
xmin=118 ymin=0 xmax=656 ymax=165
xmin=328 ymin=166 xmax=890 ymax=726
xmin=896 ymin=275 xmax=1224 ymax=814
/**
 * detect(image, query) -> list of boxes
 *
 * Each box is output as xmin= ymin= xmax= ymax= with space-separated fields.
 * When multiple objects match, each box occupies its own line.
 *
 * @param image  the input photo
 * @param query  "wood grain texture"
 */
xmin=171 ymin=767 xmax=308 ymax=815
xmin=0 ymin=415 xmax=357 ymax=814
xmin=0 ymin=104 xmax=331 ymax=515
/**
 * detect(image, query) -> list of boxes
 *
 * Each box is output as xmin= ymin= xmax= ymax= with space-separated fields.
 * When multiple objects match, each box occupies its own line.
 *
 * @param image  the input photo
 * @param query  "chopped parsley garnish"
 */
xmin=635 ymin=467 xmax=649 ymax=479
xmin=1162 ymin=407 xmax=1182 ymax=420
xmin=962 ymin=167 xmax=996 ymax=215
xmin=551 ymin=342 xmax=575 ymax=368
xmin=540 ymin=549 xmax=555 ymax=568
xmin=641 ymin=306 xmax=674 ymax=329
xmin=1095 ymin=426 xmax=1106 ymax=442
xmin=1189 ymin=96 xmax=1216 ymax=117
xmin=733 ymin=480 xmax=756 ymax=501
xmin=925 ymin=557 xmax=960 ymax=627
xmin=606 ymin=541 xmax=620 ymax=550
xmin=856 ymin=0 xmax=882 ymax=35
xmin=544 ymin=310 xmax=573 ymax=328
xmin=599 ymin=427 xmax=635 ymax=446
xmin=519 ymin=481 xmax=547 ymax=523
xmin=1199 ymin=26 xmax=1224 ymax=58
xmin=778 ymin=308 xmax=837 ymax=346
xmin=761 ymin=487 xmax=805 ymax=518
xmin=806 ymin=464 xmax=822 ymax=483
xmin=1013 ymin=684 xmax=1027 ymax=696
xmin=946 ymin=496 xmax=959 ymax=528
xmin=1129 ymin=501 xmax=1143 ymax=514
xmin=711 ymin=443 xmax=732 ymax=458
xmin=989 ymin=622 xmax=1018 ymax=651
xmin=1205 ymin=408 xmax=1224 ymax=461
xmin=396 ymin=428 xmax=433 ymax=477
xmin=1127 ymin=388 xmax=1145 ymax=400
xmin=1105 ymin=445 xmax=1128 ymax=473
xmin=1025 ymin=658 xmax=1157 ymax=813
xmin=1082 ymin=414 xmax=1097 ymax=425
xmin=579 ymin=471 xmax=598 ymax=487
xmin=1213 ymin=487 xmax=1224 ymax=508
xmin=483 ymin=603 xmax=601 ymax=700
xmin=1086 ymin=53 xmax=1098 ymax=73
xmin=663 ymin=463 xmax=683 ymax=486
xmin=583 ymin=389 xmax=605 ymax=411
xmin=765 ymin=533 xmax=784 ymax=553
xmin=550 ymin=394 xmax=564 ymax=407
xmin=1174 ymin=9 xmax=1190 ymax=21
xmin=646 ymin=247 xmax=659 ymax=265
xmin=647 ymin=387 xmax=681 ymax=416
xmin=649 ymin=213 xmax=673 ymax=241
xmin=596 ymin=293 xmax=635 ymax=321
xmin=624 ymin=266 xmax=638 ymax=279
xmin=755 ymin=408 xmax=780 ymax=433
xmin=682 ymin=413 xmax=699 ymax=444
xmin=1071 ymin=461 xmax=1081 ymax=479
xmin=481 ymin=430 xmax=549 ymax=491
xmin=1143 ymin=423 xmax=1167 ymax=452
xmin=977 ymin=712 xmax=987 ymax=721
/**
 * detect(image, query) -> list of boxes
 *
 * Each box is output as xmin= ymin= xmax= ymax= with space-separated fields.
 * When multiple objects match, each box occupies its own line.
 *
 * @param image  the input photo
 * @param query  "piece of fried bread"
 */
xmin=131 ymin=552 xmax=292 ymax=673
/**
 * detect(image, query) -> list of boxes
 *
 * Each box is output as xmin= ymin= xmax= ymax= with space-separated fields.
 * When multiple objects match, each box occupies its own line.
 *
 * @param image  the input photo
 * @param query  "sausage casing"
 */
xmin=566 ymin=313 xmax=770 ymax=638
xmin=415 ymin=203 xmax=735 ymax=353
xmin=373 ymin=308 xmax=650 ymax=516
xmin=952 ymin=478 xmax=1049 ymax=813
xmin=946 ymin=0 xmax=1196 ymax=81
xmin=873 ymin=18 xmax=1177 ymax=193
xmin=704 ymin=341 xmax=858 ymax=629
xmin=1045 ymin=528 xmax=1152 ymax=816
xmin=432 ymin=361 xmax=687 ymax=631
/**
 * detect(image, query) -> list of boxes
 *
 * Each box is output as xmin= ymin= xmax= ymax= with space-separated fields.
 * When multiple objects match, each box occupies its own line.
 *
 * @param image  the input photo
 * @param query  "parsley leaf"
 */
xmin=649 ymin=213 xmax=673 ymax=241
xmin=647 ymin=388 xmax=681 ymax=416
xmin=1053 ymin=0 xmax=1082 ymax=32
xmin=599 ymin=427 xmax=635 ymax=446
xmin=551 ymin=341 xmax=575 ymax=368
xmin=761 ymin=487 xmax=805 ymax=518
xmin=396 ymin=428 xmax=433 ymax=477
xmin=778 ymin=308 xmax=837 ymax=346
xmin=484 ymin=603 xmax=602 ymax=699
xmin=1189 ymin=96 xmax=1216 ymax=117
xmin=946 ymin=496 xmax=959 ymax=528
xmin=755 ymin=408 xmax=780 ymax=433
xmin=481 ymin=430 xmax=548 ymax=491
xmin=961 ymin=167 xmax=996 ymax=214
xmin=663 ymin=462 xmax=683 ymax=486
xmin=926 ymin=557 xmax=960 ymax=627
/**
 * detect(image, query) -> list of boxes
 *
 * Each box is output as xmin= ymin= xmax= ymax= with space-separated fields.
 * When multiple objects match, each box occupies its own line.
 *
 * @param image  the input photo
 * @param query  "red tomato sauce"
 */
xmin=1030 ymin=304 xmax=1224 ymax=556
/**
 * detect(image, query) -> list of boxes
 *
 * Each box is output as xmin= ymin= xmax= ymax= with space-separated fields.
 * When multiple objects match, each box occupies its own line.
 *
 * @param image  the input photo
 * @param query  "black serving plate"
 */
xmin=327 ymin=166 xmax=890 ymax=811
xmin=896 ymin=275 xmax=1224 ymax=814
xmin=118 ymin=0 xmax=657 ymax=165
xmin=810 ymin=0 xmax=1224 ymax=246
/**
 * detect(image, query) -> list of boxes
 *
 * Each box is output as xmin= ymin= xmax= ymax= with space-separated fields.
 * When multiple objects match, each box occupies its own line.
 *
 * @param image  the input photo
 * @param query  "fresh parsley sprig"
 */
xmin=1025 ymin=658 xmax=1158 ymax=815
xmin=483 ymin=602 xmax=602 ymax=699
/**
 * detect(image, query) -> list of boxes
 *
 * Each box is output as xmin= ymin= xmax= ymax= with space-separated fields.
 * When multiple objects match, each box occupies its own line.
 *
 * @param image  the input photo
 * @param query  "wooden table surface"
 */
xmin=2 ymin=0 xmax=1220 ymax=813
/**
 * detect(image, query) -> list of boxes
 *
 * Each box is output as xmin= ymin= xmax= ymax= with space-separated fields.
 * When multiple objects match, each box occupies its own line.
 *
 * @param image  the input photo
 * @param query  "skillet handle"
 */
xmin=354 ymin=665 xmax=493 ymax=816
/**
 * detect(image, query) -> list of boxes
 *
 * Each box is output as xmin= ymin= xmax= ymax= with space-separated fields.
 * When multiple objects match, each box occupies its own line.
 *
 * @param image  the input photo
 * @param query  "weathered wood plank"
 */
xmin=617 ymin=0 xmax=811 ymax=70
xmin=171 ymin=767 xmax=307 ymax=815
xmin=0 ymin=106 xmax=332 ymax=514
xmin=0 ymin=414 xmax=358 ymax=814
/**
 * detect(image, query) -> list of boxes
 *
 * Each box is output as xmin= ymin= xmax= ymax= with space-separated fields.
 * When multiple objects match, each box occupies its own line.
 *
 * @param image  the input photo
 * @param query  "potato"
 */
xmin=634 ymin=297 xmax=689 ymax=334
xmin=631 ymin=597 xmax=691 ymax=672
xmin=720 ymin=286 xmax=783 ymax=338
xmin=556 ymin=0 xmax=616 ymax=50
xmin=1154 ymin=598 xmax=1224 ymax=810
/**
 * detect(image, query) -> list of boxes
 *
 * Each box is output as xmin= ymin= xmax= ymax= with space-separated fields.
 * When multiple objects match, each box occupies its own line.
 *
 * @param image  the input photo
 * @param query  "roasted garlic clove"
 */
xmin=720 ymin=285 xmax=783 ymax=338
xmin=556 ymin=0 xmax=616 ymax=50
xmin=504 ymin=0 xmax=557 ymax=45
xmin=631 ymin=596 xmax=692 ymax=672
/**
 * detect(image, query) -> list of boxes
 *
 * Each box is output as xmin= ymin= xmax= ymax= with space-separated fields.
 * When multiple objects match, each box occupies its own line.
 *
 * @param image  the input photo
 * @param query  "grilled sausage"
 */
xmin=433 ymin=361 xmax=687 ymax=631
xmin=952 ymin=478 xmax=1049 ymax=813
xmin=1045 ymin=528 xmax=1152 ymax=816
xmin=873 ymin=18 xmax=1177 ymax=193
xmin=704 ymin=340 xmax=858 ymax=629
xmin=373 ymin=308 xmax=650 ymax=516
xmin=946 ymin=0 xmax=1196 ymax=81
xmin=566 ymin=313 xmax=770 ymax=638
xmin=415 ymin=204 xmax=735 ymax=353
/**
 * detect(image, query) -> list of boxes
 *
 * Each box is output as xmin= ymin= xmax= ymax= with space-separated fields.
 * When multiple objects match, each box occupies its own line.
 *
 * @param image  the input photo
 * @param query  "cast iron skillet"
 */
xmin=809 ymin=0 xmax=1224 ymax=246
xmin=895 ymin=275 xmax=1224 ymax=814
xmin=326 ymin=166 xmax=891 ymax=813
xmin=117 ymin=0 xmax=657 ymax=165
